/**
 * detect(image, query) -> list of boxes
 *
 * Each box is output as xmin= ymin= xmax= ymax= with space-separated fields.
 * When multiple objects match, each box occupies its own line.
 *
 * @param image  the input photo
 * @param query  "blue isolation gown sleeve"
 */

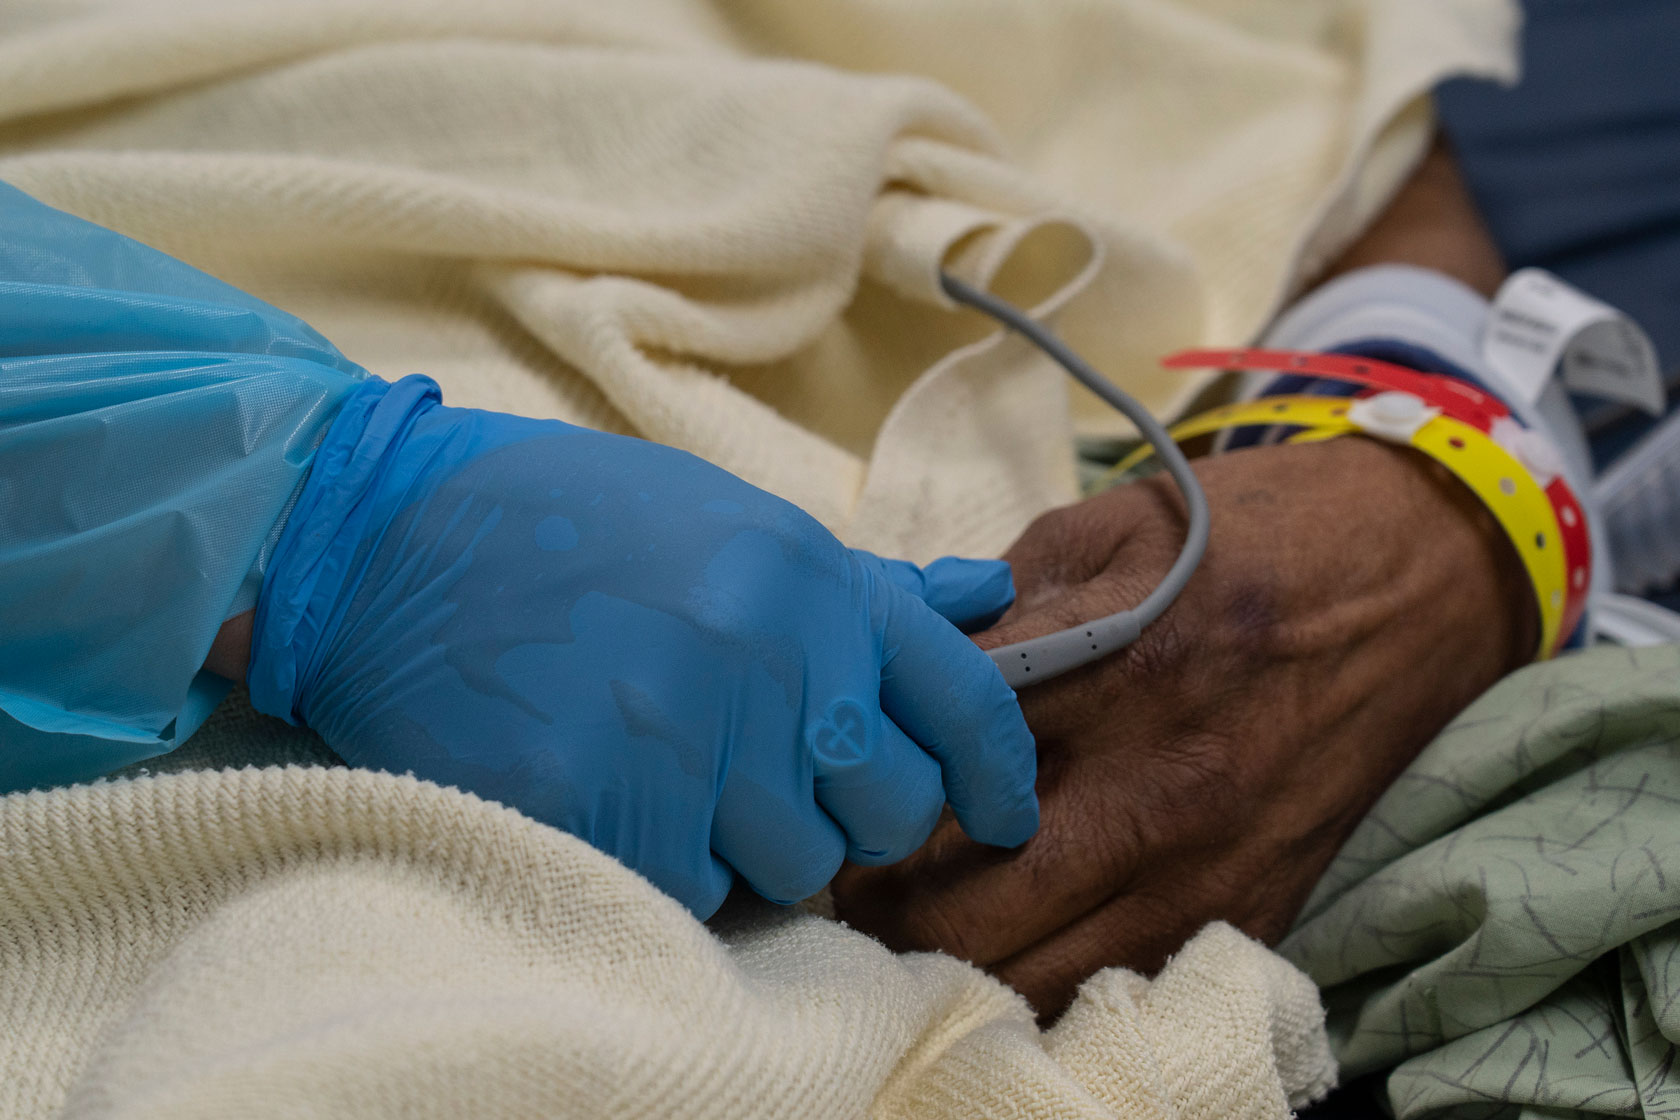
xmin=0 ymin=181 xmax=365 ymax=790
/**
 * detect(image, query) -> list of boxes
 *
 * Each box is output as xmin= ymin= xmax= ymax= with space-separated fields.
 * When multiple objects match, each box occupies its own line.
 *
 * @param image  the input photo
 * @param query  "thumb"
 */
xmin=855 ymin=552 xmax=1016 ymax=633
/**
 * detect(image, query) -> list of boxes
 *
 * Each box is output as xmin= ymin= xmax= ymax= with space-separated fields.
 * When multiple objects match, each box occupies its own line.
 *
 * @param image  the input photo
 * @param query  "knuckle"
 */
xmin=797 ymin=846 xmax=850 ymax=903
xmin=745 ymin=823 xmax=849 ymax=906
xmin=897 ymin=897 xmax=989 ymax=962
xmin=687 ymin=874 xmax=733 ymax=920
xmin=1010 ymin=504 xmax=1101 ymax=581
xmin=1021 ymin=503 xmax=1081 ymax=543
xmin=850 ymin=803 xmax=941 ymax=867
xmin=854 ymin=835 xmax=917 ymax=868
xmin=1099 ymin=730 xmax=1245 ymax=854
xmin=832 ymin=847 xmax=1001 ymax=962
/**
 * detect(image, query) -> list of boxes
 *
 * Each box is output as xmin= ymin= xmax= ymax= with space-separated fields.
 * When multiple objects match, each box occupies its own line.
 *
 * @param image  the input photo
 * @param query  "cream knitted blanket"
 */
xmin=0 ymin=766 xmax=1337 ymax=1119
xmin=0 ymin=0 xmax=1517 ymax=1114
xmin=0 ymin=0 xmax=1515 ymax=557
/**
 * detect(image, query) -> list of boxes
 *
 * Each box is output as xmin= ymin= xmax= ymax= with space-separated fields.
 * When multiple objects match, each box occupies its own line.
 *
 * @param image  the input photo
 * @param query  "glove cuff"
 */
xmin=248 ymin=374 xmax=441 ymax=724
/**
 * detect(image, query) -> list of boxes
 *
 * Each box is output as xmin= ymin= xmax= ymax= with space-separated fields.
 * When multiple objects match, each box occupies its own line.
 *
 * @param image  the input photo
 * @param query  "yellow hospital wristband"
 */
xmin=1111 ymin=394 xmax=1571 ymax=659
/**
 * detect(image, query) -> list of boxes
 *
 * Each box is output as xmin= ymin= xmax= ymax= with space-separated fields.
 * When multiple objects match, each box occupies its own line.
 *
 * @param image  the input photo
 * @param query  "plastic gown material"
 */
xmin=249 ymin=374 xmax=1039 ymax=916
xmin=0 ymin=182 xmax=364 ymax=789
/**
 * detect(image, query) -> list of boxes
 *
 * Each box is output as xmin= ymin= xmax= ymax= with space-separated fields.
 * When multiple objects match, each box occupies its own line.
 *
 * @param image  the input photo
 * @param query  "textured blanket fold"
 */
xmin=0 ymin=764 xmax=1334 ymax=1119
xmin=0 ymin=0 xmax=1521 ymax=1113
xmin=0 ymin=0 xmax=1517 ymax=557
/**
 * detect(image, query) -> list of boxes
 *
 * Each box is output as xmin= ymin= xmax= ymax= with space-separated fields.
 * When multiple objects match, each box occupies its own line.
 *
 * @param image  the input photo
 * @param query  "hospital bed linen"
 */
xmin=0 ymin=743 xmax=1333 ymax=1119
xmin=1287 ymin=645 xmax=1680 ymax=1119
xmin=0 ymin=0 xmax=1518 ymax=557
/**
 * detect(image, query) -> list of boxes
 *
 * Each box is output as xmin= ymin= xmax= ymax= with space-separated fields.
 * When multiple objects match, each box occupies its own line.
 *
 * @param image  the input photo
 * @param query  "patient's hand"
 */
xmin=832 ymin=436 xmax=1536 ymax=1015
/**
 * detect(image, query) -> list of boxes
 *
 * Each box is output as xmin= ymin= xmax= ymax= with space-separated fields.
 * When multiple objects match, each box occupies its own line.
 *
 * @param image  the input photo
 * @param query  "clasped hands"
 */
xmin=232 ymin=379 xmax=1533 ymax=1020
xmin=214 ymin=142 xmax=1527 ymax=1013
xmin=835 ymin=435 xmax=1535 ymax=1015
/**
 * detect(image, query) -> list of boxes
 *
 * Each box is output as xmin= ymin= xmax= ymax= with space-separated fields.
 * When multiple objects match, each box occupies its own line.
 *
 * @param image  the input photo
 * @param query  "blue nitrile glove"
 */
xmin=249 ymin=374 xmax=1038 ymax=917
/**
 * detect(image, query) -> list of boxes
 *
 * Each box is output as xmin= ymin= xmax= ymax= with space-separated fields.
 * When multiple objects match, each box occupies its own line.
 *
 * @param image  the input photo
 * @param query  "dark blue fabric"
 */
xmin=1436 ymin=0 xmax=1680 ymax=378
xmin=1438 ymin=0 xmax=1680 ymax=608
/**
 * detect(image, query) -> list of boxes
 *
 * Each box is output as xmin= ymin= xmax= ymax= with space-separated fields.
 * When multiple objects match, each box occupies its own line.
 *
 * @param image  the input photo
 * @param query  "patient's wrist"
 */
xmin=1379 ymin=442 xmax=1542 ymax=674
xmin=204 ymin=611 xmax=254 ymax=684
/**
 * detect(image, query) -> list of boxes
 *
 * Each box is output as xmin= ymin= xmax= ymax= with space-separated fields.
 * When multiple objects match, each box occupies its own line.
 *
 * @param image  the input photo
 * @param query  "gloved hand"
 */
xmin=249 ymin=375 xmax=1038 ymax=917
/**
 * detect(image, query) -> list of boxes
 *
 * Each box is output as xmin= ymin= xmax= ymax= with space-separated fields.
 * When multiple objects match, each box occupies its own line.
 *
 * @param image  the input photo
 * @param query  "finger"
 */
xmin=873 ymin=577 xmax=1039 ymax=849
xmin=710 ymin=766 xmax=848 ymax=907
xmin=808 ymin=697 xmax=947 ymax=866
xmin=837 ymin=721 xmax=1250 ymax=974
xmin=652 ymin=847 xmax=738 ymax=922
xmin=991 ymin=882 xmax=1226 ymax=1019
xmin=973 ymin=559 xmax=1165 ymax=655
xmin=831 ymin=735 xmax=1149 ymax=966
xmin=860 ymin=551 xmax=1016 ymax=632
xmin=831 ymin=786 xmax=1120 ymax=967
xmin=991 ymin=478 xmax=1189 ymax=621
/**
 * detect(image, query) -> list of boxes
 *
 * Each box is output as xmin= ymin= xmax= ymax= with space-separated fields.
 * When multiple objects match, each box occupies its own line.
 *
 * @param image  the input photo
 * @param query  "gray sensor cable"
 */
xmin=939 ymin=272 xmax=1210 ymax=689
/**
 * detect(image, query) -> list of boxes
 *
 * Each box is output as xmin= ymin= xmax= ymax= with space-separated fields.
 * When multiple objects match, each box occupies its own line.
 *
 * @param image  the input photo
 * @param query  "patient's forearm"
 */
xmin=1319 ymin=136 xmax=1506 ymax=298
